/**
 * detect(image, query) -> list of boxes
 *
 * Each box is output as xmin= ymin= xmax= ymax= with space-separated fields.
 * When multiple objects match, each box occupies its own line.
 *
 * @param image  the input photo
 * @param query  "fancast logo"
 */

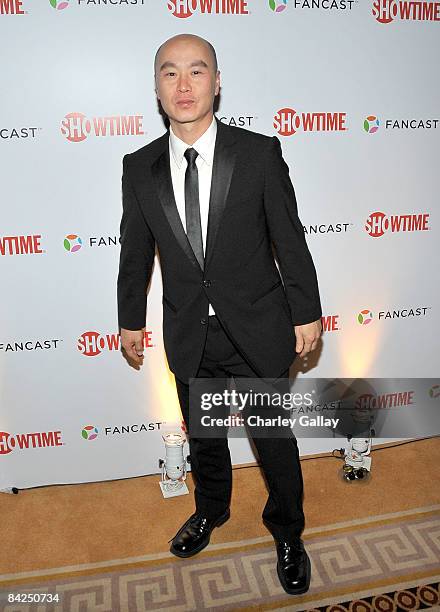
xmin=64 ymin=233 xmax=120 ymax=251
xmin=1 ymin=127 xmax=39 ymax=139
xmin=0 ymin=338 xmax=62 ymax=353
xmin=274 ymin=107 xmax=347 ymax=136
xmin=64 ymin=234 xmax=82 ymax=252
xmin=289 ymin=0 xmax=357 ymax=10
xmin=167 ymin=0 xmax=249 ymax=18
xmin=60 ymin=112 xmax=144 ymax=142
xmin=269 ymin=0 xmax=288 ymax=11
xmin=77 ymin=330 xmax=154 ymax=356
xmin=364 ymin=115 xmax=380 ymax=133
xmin=358 ymin=306 xmax=429 ymax=325
xmin=81 ymin=422 xmax=166 ymax=439
xmin=82 ymin=425 xmax=98 ymax=440
xmin=365 ymin=114 xmax=438 ymax=131
xmin=372 ymin=0 xmax=440 ymax=23
xmin=218 ymin=115 xmax=256 ymax=128
xmin=358 ymin=310 xmax=373 ymax=325
xmin=365 ymin=211 xmax=430 ymax=237
xmin=49 ymin=0 xmax=69 ymax=9
xmin=303 ymin=222 xmax=351 ymax=235
xmin=429 ymin=385 xmax=440 ymax=398
xmin=104 ymin=423 xmax=165 ymax=436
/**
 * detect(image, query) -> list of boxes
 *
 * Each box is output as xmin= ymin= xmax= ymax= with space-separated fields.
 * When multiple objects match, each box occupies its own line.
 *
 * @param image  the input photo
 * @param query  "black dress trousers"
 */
xmin=175 ymin=314 xmax=305 ymax=542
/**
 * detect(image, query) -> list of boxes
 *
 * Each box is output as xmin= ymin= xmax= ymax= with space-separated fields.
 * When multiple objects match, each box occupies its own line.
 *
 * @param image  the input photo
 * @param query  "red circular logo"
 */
xmin=273 ymin=108 xmax=300 ymax=136
xmin=60 ymin=112 xmax=91 ymax=143
xmin=373 ymin=0 xmax=398 ymax=24
xmin=168 ymin=0 xmax=196 ymax=18
xmin=365 ymin=211 xmax=389 ymax=237
xmin=0 ymin=432 xmax=14 ymax=455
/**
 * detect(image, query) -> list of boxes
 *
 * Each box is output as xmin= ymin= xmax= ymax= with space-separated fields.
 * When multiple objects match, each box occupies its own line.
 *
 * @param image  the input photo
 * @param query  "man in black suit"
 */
xmin=117 ymin=34 xmax=322 ymax=595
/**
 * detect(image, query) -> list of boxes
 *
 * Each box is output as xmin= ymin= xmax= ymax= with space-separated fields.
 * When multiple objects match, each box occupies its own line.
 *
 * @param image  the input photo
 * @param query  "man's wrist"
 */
xmin=292 ymin=311 xmax=322 ymax=326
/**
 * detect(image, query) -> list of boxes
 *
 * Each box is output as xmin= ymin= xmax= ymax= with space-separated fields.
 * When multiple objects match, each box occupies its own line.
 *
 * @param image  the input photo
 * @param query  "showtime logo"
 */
xmin=0 ymin=431 xmax=63 ymax=455
xmin=0 ymin=235 xmax=43 ymax=255
xmin=167 ymin=0 xmax=248 ymax=17
xmin=321 ymin=315 xmax=340 ymax=332
xmin=60 ymin=112 xmax=144 ymax=143
xmin=355 ymin=391 xmax=414 ymax=409
xmin=372 ymin=0 xmax=440 ymax=23
xmin=77 ymin=330 xmax=154 ymax=356
xmin=0 ymin=0 xmax=25 ymax=14
xmin=274 ymin=107 xmax=347 ymax=136
xmin=365 ymin=211 xmax=430 ymax=237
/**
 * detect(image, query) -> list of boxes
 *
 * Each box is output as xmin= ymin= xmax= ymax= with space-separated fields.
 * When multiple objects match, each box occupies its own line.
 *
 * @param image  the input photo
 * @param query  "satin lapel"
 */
xmin=151 ymin=146 xmax=202 ymax=272
xmin=205 ymin=121 xmax=237 ymax=270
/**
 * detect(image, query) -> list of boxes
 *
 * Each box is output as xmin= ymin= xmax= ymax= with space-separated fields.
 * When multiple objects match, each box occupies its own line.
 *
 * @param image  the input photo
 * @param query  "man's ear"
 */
xmin=154 ymin=75 xmax=160 ymax=100
xmin=215 ymin=70 xmax=221 ymax=96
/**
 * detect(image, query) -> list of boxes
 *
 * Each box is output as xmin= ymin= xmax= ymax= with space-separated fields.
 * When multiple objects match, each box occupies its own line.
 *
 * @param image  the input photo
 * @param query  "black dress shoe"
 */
xmin=276 ymin=538 xmax=311 ymax=595
xmin=169 ymin=509 xmax=230 ymax=558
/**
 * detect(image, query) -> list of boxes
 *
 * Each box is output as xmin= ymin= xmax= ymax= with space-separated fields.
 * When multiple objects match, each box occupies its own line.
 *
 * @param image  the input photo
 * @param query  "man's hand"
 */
xmin=294 ymin=319 xmax=322 ymax=358
xmin=120 ymin=327 xmax=145 ymax=365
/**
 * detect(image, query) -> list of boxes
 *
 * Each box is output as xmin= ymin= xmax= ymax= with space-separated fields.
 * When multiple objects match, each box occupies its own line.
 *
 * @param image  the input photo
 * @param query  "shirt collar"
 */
xmin=169 ymin=116 xmax=217 ymax=169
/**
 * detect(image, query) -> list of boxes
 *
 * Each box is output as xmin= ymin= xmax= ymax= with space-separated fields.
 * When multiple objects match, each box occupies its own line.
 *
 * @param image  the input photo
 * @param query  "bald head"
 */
xmin=154 ymin=33 xmax=220 ymax=137
xmin=154 ymin=34 xmax=218 ymax=76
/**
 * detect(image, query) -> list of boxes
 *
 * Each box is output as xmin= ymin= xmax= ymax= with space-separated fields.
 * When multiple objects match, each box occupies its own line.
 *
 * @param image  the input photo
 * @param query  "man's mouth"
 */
xmin=176 ymin=99 xmax=195 ymax=107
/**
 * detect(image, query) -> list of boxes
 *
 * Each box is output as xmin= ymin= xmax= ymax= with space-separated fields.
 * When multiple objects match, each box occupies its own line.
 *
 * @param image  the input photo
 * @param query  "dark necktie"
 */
xmin=184 ymin=147 xmax=204 ymax=270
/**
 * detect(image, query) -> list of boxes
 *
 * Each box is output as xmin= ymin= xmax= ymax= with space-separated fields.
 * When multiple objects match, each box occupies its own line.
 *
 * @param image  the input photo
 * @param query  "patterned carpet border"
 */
xmin=0 ymin=505 xmax=439 ymax=611
xmin=272 ymin=580 xmax=440 ymax=611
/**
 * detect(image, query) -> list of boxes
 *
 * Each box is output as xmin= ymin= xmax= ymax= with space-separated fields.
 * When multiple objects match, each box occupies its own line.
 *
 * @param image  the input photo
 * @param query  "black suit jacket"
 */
xmin=117 ymin=118 xmax=322 ymax=382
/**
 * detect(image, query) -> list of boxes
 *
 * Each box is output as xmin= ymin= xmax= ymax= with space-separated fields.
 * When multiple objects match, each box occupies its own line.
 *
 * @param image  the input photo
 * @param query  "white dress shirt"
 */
xmin=169 ymin=116 xmax=217 ymax=315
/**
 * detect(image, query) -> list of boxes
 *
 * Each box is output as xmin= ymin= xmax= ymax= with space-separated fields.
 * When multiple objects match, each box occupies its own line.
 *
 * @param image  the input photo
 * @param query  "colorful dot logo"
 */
xmin=358 ymin=310 xmax=373 ymax=325
xmin=269 ymin=0 xmax=288 ymax=12
xmin=64 ymin=234 xmax=82 ymax=253
xmin=82 ymin=425 xmax=98 ymax=441
xmin=49 ymin=0 xmax=69 ymax=9
xmin=364 ymin=115 xmax=380 ymax=134
xmin=429 ymin=385 xmax=440 ymax=399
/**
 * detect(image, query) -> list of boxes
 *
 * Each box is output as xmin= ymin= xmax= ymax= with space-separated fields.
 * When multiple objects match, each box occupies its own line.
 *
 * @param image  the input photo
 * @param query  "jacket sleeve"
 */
xmin=263 ymin=136 xmax=322 ymax=326
xmin=117 ymin=154 xmax=156 ymax=330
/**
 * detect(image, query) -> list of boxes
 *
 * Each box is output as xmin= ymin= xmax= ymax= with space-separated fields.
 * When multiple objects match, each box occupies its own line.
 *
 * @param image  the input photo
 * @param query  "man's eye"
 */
xmin=192 ymin=70 xmax=202 ymax=75
xmin=165 ymin=72 xmax=176 ymax=77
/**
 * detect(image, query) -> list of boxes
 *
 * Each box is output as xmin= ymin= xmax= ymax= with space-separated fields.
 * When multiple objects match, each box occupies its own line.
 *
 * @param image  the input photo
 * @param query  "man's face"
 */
xmin=155 ymin=37 xmax=220 ymax=127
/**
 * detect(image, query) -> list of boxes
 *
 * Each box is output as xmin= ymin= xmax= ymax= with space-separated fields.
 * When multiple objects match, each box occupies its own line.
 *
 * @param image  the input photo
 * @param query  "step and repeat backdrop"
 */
xmin=0 ymin=0 xmax=438 ymax=489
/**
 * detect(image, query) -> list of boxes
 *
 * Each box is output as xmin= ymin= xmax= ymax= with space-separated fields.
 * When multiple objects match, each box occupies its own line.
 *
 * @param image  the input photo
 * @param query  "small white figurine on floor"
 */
xmin=159 ymin=433 xmax=190 ymax=498
xmin=343 ymin=434 xmax=372 ymax=480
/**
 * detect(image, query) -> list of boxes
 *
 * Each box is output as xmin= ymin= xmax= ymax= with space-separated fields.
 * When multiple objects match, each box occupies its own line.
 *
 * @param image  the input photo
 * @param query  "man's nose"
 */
xmin=177 ymin=75 xmax=191 ymax=92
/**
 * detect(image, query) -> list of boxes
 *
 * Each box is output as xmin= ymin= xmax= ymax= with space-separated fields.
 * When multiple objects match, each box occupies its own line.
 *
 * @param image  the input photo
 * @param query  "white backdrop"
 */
xmin=0 ymin=0 xmax=438 ymax=489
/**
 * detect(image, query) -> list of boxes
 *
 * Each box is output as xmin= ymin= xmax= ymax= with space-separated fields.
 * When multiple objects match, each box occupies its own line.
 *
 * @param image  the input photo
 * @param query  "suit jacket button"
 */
xmin=200 ymin=318 xmax=207 ymax=325
xmin=203 ymin=280 xmax=211 ymax=288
